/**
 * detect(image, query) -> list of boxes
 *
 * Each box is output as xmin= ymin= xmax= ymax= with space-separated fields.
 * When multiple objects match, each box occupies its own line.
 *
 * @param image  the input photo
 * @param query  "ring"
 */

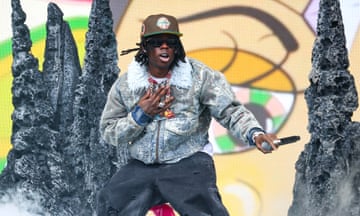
xmin=158 ymin=102 xmax=165 ymax=108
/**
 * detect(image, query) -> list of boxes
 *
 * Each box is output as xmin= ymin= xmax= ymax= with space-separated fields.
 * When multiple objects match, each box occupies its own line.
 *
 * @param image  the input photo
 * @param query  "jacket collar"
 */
xmin=127 ymin=57 xmax=192 ymax=91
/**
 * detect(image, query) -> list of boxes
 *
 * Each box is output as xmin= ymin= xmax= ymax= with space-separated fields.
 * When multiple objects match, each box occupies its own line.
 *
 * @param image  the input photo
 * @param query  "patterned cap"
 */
xmin=141 ymin=14 xmax=183 ymax=38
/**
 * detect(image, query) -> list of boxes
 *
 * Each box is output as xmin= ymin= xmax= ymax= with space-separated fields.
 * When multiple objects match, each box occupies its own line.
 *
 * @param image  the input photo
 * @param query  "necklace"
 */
xmin=148 ymin=73 xmax=175 ymax=119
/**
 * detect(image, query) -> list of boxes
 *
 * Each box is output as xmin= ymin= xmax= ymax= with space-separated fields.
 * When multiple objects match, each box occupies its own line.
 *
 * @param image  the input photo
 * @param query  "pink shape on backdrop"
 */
xmin=304 ymin=0 xmax=319 ymax=33
xmin=211 ymin=120 xmax=228 ymax=136
xmin=235 ymin=87 xmax=250 ymax=104
xmin=266 ymin=96 xmax=285 ymax=117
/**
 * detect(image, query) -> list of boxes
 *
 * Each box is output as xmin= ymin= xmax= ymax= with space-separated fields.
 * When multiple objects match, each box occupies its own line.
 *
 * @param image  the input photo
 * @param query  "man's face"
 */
xmin=145 ymin=34 xmax=178 ymax=73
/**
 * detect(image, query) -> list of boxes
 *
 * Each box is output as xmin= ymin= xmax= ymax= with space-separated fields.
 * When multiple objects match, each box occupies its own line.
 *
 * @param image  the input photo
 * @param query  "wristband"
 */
xmin=247 ymin=127 xmax=266 ymax=146
xmin=131 ymin=105 xmax=153 ymax=126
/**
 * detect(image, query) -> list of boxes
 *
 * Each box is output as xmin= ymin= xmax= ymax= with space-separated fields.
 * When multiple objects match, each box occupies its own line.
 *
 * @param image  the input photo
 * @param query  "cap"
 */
xmin=141 ymin=14 xmax=183 ymax=38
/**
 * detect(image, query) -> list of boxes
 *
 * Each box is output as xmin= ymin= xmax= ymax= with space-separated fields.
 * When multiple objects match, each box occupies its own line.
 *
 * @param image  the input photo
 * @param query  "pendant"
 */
xmin=164 ymin=109 xmax=175 ymax=119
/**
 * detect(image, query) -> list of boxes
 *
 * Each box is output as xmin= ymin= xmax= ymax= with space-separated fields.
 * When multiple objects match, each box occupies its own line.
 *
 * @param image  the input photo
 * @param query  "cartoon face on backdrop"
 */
xmin=114 ymin=0 xmax=360 ymax=215
xmin=0 ymin=0 xmax=359 ymax=215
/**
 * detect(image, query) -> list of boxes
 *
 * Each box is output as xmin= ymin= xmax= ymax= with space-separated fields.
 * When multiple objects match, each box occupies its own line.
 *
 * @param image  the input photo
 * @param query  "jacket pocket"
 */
xmin=165 ymin=117 xmax=197 ymax=136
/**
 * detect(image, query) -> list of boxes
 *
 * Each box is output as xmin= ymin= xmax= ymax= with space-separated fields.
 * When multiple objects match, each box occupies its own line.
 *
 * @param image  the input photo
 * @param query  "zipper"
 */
xmin=155 ymin=121 xmax=161 ymax=162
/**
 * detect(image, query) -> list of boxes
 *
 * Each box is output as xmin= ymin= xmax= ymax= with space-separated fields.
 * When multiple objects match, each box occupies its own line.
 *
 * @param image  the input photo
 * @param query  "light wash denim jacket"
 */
xmin=100 ymin=57 xmax=263 ymax=165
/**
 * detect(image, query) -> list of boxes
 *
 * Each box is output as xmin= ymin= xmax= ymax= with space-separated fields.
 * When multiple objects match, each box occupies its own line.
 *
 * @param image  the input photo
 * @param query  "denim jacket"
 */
xmin=100 ymin=57 xmax=263 ymax=165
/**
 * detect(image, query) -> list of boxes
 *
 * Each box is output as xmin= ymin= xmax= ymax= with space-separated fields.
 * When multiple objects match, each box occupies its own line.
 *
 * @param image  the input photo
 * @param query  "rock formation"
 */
xmin=0 ymin=0 xmax=120 ymax=215
xmin=288 ymin=0 xmax=360 ymax=215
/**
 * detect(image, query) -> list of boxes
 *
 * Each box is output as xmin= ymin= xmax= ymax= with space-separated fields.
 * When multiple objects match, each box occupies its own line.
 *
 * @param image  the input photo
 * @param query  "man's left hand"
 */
xmin=254 ymin=133 xmax=278 ymax=154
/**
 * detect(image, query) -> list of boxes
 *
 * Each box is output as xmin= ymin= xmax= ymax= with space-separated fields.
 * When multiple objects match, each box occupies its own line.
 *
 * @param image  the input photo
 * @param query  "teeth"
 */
xmin=160 ymin=53 xmax=169 ymax=57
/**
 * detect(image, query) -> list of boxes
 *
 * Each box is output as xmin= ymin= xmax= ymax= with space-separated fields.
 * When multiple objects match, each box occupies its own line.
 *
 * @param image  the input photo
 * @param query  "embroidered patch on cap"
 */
xmin=156 ymin=17 xmax=171 ymax=30
xmin=141 ymin=23 xmax=146 ymax=35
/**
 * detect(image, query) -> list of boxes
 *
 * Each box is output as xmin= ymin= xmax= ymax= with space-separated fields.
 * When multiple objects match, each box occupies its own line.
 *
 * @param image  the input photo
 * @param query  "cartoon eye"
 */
xmin=184 ymin=7 xmax=298 ymax=154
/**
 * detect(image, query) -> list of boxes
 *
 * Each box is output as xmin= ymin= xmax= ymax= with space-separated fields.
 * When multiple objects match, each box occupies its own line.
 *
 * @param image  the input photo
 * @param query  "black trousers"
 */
xmin=96 ymin=152 xmax=229 ymax=216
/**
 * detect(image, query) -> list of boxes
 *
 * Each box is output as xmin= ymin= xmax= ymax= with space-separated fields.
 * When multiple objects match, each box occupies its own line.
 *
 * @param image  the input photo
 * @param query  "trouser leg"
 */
xmin=157 ymin=152 xmax=229 ymax=216
xmin=96 ymin=152 xmax=229 ymax=216
xmin=96 ymin=160 xmax=163 ymax=216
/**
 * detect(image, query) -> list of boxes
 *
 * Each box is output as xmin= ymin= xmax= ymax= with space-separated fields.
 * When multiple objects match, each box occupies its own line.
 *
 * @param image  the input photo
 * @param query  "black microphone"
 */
xmin=261 ymin=135 xmax=300 ymax=151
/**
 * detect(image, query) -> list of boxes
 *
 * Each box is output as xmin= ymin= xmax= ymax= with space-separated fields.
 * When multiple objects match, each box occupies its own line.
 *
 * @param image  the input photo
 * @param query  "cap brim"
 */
xmin=143 ymin=31 xmax=183 ymax=38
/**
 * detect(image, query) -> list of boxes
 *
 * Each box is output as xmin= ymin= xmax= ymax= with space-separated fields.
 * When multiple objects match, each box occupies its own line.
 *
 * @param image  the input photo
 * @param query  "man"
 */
xmin=97 ymin=14 xmax=278 ymax=216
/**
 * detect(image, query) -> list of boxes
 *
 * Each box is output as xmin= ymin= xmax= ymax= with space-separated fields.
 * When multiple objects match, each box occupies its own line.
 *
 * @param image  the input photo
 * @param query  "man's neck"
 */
xmin=149 ymin=68 xmax=170 ymax=78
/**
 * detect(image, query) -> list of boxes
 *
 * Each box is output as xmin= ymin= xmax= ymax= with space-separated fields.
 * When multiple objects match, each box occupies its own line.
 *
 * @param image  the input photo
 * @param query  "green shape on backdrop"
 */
xmin=215 ymin=135 xmax=235 ymax=152
xmin=0 ymin=158 xmax=6 ymax=174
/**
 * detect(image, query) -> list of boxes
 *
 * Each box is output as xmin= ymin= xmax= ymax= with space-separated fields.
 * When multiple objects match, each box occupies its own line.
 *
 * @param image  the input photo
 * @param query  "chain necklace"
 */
xmin=148 ymin=73 xmax=175 ymax=119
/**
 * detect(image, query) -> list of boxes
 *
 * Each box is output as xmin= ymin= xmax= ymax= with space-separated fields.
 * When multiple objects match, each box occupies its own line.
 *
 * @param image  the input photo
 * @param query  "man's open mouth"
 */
xmin=159 ymin=53 xmax=170 ymax=62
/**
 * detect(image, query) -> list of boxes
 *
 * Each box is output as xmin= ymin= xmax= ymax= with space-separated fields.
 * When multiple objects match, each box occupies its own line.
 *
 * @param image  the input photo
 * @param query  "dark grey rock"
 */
xmin=288 ymin=0 xmax=360 ymax=216
xmin=0 ymin=0 xmax=120 ymax=215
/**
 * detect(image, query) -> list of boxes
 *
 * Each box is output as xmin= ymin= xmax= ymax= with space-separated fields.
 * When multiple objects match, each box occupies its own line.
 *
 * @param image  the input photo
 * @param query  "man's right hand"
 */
xmin=138 ymin=86 xmax=174 ymax=116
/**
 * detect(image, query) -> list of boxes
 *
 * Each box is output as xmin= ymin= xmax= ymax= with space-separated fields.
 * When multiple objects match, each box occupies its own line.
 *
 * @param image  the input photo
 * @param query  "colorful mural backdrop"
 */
xmin=0 ymin=0 xmax=359 ymax=215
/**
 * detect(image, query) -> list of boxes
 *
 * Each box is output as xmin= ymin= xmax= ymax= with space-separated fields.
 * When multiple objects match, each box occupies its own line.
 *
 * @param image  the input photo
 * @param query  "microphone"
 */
xmin=261 ymin=135 xmax=300 ymax=151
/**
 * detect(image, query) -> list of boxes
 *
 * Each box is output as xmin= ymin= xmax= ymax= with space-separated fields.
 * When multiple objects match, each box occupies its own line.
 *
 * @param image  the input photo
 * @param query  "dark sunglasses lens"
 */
xmin=166 ymin=39 xmax=178 ymax=47
xmin=147 ymin=39 xmax=162 ymax=47
xmin=147 ymin=38 xmax=178 ymax=47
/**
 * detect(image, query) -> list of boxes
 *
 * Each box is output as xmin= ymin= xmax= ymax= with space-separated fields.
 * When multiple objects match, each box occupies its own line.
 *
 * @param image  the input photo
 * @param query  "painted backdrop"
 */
xmin=1 ymin=0 xmax=359 ymax=215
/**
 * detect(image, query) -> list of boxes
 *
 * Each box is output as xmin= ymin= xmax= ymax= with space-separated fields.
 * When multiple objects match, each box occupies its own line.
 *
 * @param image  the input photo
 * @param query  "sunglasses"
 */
xmin=146 ymin=38 xmax=179 ymax=48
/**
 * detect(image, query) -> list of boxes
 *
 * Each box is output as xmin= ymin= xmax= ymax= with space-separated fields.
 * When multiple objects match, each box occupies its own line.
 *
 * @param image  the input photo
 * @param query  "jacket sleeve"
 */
xmin=198 ymin=65 xmax=264 ymax=145
xmin=99 ymin=79 xmax=145 ymax=146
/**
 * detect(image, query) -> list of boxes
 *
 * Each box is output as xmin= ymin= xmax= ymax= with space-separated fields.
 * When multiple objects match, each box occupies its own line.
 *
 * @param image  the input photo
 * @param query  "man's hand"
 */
xmin=254 ymin=133 xmax=278 ymax=154
xmin=137 ymin=86 xmax=174 ymax=116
